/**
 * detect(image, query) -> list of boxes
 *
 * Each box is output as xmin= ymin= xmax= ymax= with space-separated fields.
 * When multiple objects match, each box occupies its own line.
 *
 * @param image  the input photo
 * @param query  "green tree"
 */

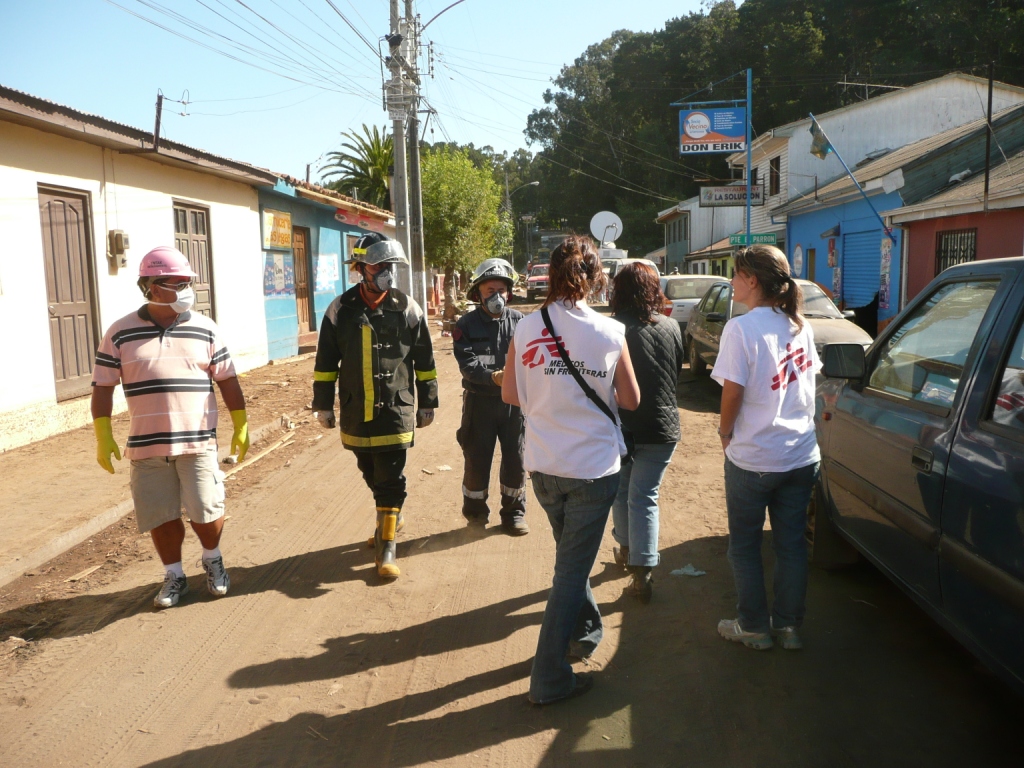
xmin=320 ymin=125 xmax=393 ymax=210
xmin=421 ymin=147 xmax=503 ymax=317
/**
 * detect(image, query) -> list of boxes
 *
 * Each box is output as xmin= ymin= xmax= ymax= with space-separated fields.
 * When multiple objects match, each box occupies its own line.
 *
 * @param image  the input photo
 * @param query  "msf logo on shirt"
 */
xmin=771 ymin=343 xmax=813 ymax=391
xmin=521 ymin=328 xmax=568 ymax=368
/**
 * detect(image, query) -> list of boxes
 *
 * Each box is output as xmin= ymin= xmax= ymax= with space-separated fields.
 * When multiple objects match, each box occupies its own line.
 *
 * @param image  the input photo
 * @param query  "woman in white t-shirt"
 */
xmin=502 ymin=235 xmax=640 ymax=705
xmin=710 ymin=245 xmax=821 ymax=652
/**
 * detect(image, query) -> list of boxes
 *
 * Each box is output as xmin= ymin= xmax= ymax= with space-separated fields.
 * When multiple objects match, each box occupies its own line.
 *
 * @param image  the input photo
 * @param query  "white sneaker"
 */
xmin=717 ymin=618 xmax=772 ymax=650
xmin=201 ymin=556 xmax=230 ymax=597
xmin=771 ymin=619 xmax=803 ymax=650
xmin=154 ymin=573 xmax=189 ymax=609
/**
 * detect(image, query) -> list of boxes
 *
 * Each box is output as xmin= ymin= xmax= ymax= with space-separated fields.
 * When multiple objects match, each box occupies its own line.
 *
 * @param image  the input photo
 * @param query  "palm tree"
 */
xmin=320 ymin=125 xmax=393 ymax=210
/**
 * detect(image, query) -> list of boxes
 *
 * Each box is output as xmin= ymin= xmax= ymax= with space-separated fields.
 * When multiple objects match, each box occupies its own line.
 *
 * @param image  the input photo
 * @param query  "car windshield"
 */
xmin=530 ymin=266 xmax=548 ymax=276
xmin=800 ymin=282 xmax=844 ymax=318
xmin=664 ymin=278 xmax=720 ymax=300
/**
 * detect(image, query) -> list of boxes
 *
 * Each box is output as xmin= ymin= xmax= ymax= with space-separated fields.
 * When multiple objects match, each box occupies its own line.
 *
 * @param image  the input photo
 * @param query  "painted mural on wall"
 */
xmin=263 ymin=252 xmax=295 ymax=296
xmin=879 ymin=236 xmax=893 ymax=310
xmin=316 ymin=253 xmax=339 ymax=291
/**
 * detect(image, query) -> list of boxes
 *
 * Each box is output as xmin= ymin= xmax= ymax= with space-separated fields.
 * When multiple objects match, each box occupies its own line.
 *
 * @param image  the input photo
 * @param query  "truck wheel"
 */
xmin=688 ymin=338 xmax=708 ymax=376
xmin=806 ymin=481 xmax=860 ymax=569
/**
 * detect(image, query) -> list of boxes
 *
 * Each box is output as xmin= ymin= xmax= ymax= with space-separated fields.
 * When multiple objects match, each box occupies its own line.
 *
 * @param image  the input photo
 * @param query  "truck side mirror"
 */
xmin=822 ymin=343 xmax=866 ymax=379
xmin=842 ymin=309 xmax=856 ymax=321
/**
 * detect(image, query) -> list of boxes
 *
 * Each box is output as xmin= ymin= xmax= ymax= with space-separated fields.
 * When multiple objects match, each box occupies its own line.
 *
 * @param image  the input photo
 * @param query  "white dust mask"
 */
xmin=151 ymin=285 xmax=195 ymax=314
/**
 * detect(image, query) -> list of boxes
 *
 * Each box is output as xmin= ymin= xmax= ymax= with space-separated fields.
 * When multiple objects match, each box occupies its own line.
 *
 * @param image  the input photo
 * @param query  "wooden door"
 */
xmin=173 ymin=203 xmax=214 ymax=318
xmin=293 ymin=227 xmax=313 ymax=331
xmin=38 ymin=189 xmax=98 ymax=400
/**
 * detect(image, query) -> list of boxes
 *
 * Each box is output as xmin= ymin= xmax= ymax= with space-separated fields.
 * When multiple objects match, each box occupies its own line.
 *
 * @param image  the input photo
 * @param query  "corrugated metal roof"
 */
xmin=0 ymin=83 xmax=277 ymax=186
xmin=776 ymin=102 xmax=1024 ymax=214
xmin=888 ymin=147 xmax=1024 ymax=219
xmin=687 ymin=234 xmax=736 ymax=258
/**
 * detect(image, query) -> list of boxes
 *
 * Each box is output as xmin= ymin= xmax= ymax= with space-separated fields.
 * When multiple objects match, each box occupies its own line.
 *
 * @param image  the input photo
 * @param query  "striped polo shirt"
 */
xmin=92 ymin=306 xmax=236 ymax=460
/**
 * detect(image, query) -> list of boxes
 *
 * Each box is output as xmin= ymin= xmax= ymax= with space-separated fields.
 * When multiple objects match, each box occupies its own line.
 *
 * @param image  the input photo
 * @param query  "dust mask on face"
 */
xmin=371 ymin=265 xmax=395 ymax=292
xmin=151 ymin=285 xmax=195 ymax=314
xmin=483 ymin=292 xmax=506 ymax=315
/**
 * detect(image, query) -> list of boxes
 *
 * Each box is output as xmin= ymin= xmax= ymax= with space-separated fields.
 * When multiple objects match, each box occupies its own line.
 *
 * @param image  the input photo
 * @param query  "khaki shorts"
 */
xmin=129 ymin=449 xmax=226 ymax=533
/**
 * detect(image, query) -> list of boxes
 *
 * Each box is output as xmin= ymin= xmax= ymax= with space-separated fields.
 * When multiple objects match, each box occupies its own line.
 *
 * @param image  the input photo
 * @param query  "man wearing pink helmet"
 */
xmin=90 ymin=246 xmax=250 ymax=608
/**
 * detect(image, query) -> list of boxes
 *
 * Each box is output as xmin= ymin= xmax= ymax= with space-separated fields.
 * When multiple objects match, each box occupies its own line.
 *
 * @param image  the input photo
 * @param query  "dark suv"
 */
xmin=814 ymin=257 xmax=1024 ymax=696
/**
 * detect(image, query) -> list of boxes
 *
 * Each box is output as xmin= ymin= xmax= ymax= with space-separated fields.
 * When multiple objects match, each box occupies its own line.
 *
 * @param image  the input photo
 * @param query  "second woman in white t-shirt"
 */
xmin=710 ymin=245 xmax=821 ymax=652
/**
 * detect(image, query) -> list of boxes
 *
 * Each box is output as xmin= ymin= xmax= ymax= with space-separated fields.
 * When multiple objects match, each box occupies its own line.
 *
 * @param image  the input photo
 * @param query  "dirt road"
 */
xmin=1 ymin=321 xmax=1022 ymax=766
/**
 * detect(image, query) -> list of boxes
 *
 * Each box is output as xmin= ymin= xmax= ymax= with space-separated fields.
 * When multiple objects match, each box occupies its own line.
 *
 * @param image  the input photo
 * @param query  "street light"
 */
xmin=511 ymin=180 xmax=540 ymax=195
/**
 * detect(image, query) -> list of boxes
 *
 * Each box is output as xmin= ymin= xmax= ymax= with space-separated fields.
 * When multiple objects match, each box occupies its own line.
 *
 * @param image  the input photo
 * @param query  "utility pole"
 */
xmin=405 ymin=0 xmax=427 ymax=312
xmin=387 ymin=0 xmax=412 ymax=293
xmin=984 ymin=62 xmax=994 ymax=213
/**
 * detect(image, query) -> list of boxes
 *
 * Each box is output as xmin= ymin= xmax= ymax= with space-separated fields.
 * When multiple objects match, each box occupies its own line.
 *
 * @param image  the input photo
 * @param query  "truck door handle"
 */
xmin=911 ymin=447 xmax=933 ymax=474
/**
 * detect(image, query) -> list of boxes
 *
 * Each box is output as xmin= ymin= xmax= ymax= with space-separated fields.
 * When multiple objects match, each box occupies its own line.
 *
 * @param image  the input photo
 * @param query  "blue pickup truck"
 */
xmin=813 ymin=256 xmax=1024 ymax=696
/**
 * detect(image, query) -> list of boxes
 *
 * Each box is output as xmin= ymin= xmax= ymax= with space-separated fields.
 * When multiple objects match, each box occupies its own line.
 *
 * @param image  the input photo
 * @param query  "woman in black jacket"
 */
xmin=610 ymin=262 xmax=685 ymax=602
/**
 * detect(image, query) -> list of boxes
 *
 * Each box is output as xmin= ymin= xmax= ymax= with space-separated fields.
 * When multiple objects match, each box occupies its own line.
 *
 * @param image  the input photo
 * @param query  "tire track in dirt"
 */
xmin=0 ymin=434 xmax=378 ymax=766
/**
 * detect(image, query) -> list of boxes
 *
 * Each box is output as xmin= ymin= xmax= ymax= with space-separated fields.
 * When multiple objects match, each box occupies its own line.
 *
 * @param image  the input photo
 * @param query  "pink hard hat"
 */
xmin=139 ymin=246 xmax=196 ymax=278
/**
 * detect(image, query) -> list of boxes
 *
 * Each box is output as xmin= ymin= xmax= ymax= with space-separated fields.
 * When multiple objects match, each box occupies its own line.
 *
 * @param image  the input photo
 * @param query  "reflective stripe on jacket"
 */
xmin=312 ymin=286 xmax=439 ymax=452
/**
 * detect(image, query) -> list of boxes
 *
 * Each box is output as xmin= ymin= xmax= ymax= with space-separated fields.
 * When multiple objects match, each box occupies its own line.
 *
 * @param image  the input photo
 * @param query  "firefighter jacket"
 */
xmin=312 ymin=286 xmax=439 ymax=452
xmin=452 ymin=306 xmax=523 ymax=396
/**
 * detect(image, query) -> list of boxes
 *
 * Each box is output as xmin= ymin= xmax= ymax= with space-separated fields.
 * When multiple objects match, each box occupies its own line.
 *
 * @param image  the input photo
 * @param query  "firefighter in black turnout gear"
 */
xmin=453 ymin=259 xmax=529 ymax=536
xmin=312 ymin=233 xmax=439 ymax=579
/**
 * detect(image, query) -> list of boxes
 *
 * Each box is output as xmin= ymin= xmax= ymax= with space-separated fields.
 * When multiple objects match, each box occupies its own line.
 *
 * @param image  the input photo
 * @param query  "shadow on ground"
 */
xmin=0 ymin=526 xmax=498 ymax=643
xmin=141 ymin=535 xmax=1023 ymax=767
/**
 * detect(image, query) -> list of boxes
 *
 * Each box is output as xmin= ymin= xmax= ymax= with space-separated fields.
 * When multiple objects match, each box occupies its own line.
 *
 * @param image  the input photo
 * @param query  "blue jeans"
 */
xmin=724 ymin=459 xmax=820 ymax=633
xmin=529 ymin=471 xmax=619 ymax=703
xmin=611 ymin=443 xmax=676 ymax=567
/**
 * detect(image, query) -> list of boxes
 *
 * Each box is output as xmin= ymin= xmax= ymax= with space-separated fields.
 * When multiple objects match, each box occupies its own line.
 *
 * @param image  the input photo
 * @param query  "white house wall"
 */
xmin=0 ymin=120 xmax=267 ymax=451
xmin=679 ymin=197 xmax=743 ymax=251
xmin=787 ymin=80 xmax=1024 ymax=200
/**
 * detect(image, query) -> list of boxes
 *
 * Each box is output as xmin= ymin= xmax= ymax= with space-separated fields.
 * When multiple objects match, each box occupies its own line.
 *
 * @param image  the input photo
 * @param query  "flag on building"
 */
xmin=809 ymin=117 xmax=834 ymax=160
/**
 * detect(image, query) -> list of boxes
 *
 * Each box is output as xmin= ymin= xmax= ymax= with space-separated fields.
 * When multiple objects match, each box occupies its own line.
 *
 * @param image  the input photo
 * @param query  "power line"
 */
xmin=323 ymin=0 xmax=386 ymax=63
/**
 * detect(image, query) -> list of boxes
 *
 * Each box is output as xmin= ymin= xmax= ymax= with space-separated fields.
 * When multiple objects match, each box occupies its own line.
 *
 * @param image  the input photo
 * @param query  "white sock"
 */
xmin=165 ymin=561 xmax=185 ymax=578
xmin=202 ymin=546 xmax=222 ymax=562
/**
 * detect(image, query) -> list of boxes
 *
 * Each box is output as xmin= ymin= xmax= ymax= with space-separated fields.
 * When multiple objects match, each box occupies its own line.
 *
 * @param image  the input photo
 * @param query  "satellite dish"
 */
xmin=590 ymin=211 xmax=623 ymax=246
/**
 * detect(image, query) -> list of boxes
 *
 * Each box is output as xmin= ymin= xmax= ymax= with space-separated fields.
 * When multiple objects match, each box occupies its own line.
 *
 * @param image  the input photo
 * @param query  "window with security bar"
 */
xmin=935 ymin=228 xmax=977 ymax=274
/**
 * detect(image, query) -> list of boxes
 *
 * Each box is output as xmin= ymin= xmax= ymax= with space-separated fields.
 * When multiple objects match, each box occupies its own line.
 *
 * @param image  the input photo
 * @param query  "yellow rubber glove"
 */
xmin=229 ymin=409 xmax=250 ymax=463
xmin=93 ymin=417 xmax=121 ymax=474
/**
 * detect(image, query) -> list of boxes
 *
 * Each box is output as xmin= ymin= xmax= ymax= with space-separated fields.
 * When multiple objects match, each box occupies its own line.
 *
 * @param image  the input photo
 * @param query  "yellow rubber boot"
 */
xmin=368 ymin=509 xmax=404 ymax=547
xmin=375 ymin=507 xmax=401 ymax=579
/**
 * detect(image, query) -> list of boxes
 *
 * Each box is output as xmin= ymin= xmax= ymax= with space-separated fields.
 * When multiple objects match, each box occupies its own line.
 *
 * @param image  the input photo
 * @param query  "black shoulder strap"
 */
xmin=540 ymin=306 xmax=618 ymax=425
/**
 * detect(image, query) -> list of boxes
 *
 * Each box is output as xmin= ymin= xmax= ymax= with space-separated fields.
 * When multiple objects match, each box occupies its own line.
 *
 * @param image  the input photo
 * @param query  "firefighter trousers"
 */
xmin=456 ymin=391 xmax=526 ymax=523
xmin=355 ymin=450 xmax=407 ymax=510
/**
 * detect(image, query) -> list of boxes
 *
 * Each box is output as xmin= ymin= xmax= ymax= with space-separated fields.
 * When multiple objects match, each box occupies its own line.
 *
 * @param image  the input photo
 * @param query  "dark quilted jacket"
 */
xmin=615 ymin=312 xmax=684 ymax=444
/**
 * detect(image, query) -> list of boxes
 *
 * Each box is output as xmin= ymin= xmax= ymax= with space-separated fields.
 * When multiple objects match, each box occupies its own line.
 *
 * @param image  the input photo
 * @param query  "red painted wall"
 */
xmin=905 ymin=209 xmax=1024 ymax=301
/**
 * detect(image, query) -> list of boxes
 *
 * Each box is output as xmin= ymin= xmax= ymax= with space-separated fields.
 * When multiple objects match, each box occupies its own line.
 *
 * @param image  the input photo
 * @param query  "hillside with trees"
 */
xmin=523 ymin=0 xmax=1024 ymax=256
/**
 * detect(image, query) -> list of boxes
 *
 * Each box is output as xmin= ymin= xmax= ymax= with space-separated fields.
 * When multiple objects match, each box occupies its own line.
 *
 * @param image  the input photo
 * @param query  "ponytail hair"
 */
xmin=733 ymin=245 xmax=804 ymax=331
xmin=544 ymin=234 xmax=606 ymax=307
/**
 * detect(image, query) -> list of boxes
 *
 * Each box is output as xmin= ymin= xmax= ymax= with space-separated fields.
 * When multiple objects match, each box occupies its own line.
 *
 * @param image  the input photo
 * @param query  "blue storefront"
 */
xmin=785 ymin=191 xmax=904 ymax=333
xmin=259 ymin=179 xmax=392 ymax=359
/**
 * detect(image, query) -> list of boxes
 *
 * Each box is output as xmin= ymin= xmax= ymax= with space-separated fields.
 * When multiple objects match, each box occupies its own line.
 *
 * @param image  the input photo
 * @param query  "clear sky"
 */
xmin=0 ymin=0 xmax=711 ymax=181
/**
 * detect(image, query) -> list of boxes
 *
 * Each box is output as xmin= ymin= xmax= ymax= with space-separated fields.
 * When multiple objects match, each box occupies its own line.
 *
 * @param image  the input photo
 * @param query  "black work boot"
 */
xmin=375 ymin=507 xmax=401 ymax=579
xmin=628 ymin=566 xmax=653 ymax=604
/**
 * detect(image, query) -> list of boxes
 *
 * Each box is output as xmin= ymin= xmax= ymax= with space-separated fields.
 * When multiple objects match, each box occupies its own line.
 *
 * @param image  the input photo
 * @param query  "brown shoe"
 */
xmin=502 ymin=518 xmax=530 ymax=536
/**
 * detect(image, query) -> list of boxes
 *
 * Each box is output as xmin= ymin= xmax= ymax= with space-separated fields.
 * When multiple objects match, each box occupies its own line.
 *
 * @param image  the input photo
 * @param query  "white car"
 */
xmin=659 ymin=275 xmax=726 ymax=335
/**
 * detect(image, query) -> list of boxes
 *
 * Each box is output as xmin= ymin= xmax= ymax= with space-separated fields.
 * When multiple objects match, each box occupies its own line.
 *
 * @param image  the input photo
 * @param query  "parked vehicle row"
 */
xmin=683 ymin=278 xmax=872 ymax=375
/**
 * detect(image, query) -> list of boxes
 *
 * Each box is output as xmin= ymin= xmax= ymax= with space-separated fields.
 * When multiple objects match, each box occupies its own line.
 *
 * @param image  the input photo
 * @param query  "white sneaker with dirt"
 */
xmin=154 ymin=573 xmax=189 ymax=609
xmin=201 ymin=556 xmax=230 ymax=597
xmin=717 ymin=618 xmax=773 ymax=650
xmin=770 ymin=619 xmax=803 ymax=650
